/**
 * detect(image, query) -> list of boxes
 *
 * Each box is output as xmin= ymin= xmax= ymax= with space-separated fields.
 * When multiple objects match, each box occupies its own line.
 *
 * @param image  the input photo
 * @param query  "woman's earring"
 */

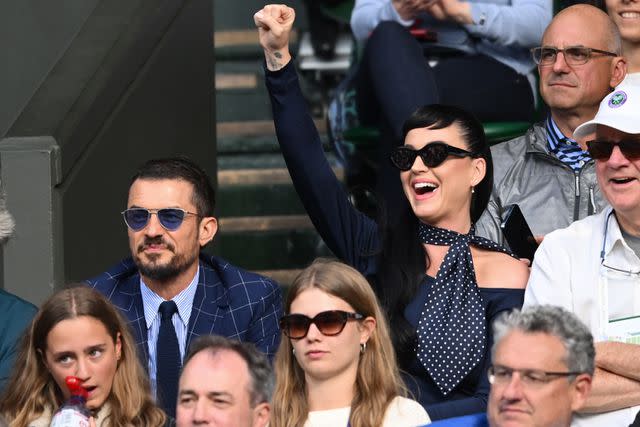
xmin=292 ymin=348 xmax=296 ymax=355
xmin=360 ymin=342 xmax=366 ymax=354
xmin=471 ymin=186 xmax=475 ymax=194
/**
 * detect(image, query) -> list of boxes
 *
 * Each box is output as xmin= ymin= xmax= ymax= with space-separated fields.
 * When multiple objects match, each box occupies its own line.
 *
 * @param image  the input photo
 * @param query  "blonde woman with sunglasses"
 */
xmin=272 ymin=259 xmax=429 ymax=427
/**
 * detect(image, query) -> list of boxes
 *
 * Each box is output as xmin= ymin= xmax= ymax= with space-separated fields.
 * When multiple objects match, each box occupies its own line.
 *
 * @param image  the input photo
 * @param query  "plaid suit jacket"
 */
xmin=87 ymin=253 xmax=283 ymax=363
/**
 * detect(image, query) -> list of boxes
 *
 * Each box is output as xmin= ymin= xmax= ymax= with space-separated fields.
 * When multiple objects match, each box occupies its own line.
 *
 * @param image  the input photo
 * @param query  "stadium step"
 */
xmin=212 ymin=1 xmax=347 ymax=287
xmin=213 ymin=133 xmax=342 ymax=281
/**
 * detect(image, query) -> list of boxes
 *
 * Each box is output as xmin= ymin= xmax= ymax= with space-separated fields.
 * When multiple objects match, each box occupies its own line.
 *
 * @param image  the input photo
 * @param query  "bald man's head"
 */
xmin=538 ymin=4 xmax=626 ymax=124
xmin=547 ymin=4 xmax=622 ymax=54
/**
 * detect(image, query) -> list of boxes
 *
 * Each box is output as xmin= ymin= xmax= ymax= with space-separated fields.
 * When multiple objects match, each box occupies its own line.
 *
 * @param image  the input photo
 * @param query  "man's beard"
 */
xmin=134 ymin=236 xmax=198 ymax=282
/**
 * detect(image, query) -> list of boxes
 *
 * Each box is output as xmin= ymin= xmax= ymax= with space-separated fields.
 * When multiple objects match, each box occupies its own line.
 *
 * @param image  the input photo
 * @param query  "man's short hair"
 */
xmin=183 ymin=335 xmax=274 ymax=406
xmin=130 ymin=157 xmax=216 ymax=217
xmin=492 ymin=305 xmax=595 ymax=376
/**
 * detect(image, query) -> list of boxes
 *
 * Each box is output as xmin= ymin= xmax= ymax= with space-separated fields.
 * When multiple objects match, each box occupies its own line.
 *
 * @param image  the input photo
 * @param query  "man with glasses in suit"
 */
xmin=425 ymin=305 xmax=594 ymax=427
xmin=526 ymin=82 xmax=640 ymax=426
xmin=487 ymin=306 xmax=594 ymax=427
xmin=87 ymin=157 xmax=282 ymax=419
xmin=475 ymin=4 xmax=627 ymax=249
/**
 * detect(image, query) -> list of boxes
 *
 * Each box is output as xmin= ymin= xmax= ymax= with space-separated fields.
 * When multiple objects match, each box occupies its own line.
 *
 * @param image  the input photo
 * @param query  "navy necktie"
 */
xmin=416 ymin=222 xmax=515 ymax=395
xmin=157 ymin=300 xmax=180 ymax=418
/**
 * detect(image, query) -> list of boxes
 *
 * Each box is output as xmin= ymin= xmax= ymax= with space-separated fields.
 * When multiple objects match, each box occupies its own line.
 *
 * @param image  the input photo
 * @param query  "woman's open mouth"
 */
xmin=414 ymin=182 xmax=439 ymax=196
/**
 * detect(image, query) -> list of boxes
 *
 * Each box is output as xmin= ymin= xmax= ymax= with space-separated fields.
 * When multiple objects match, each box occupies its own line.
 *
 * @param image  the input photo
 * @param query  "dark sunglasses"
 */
xmin=531 ymin=46 xmax=617 ymax=66
xmin=390 ymin=142 xmax=475 ymax=171
xmin=121 ymin=208 xmax=200 ymax=231
xmin=586 ymin=140 xmax=640 ymax=161
xmin=279 ymin=310 xmax=364 ymax=339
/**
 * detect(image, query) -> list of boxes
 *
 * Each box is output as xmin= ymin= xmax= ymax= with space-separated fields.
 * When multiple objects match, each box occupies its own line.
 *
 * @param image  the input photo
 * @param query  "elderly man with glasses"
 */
xmin=475 ymin=4 xmax=627 ymax=251
xmin=525 ymin=82 xmax=640 ymax=426
xmin=86 ymin=157 xmax=283 ymax=419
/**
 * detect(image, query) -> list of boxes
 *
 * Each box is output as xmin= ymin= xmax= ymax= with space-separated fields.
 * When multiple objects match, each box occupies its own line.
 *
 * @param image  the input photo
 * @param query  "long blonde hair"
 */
xmin=271 ymin=259 xmax=405 ymax=427
xmin=0 ymin=286 xmax=166 ymax=427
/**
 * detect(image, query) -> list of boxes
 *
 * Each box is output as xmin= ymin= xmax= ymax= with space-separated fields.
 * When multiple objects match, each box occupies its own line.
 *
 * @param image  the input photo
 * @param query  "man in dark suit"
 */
xmin=87 ymin=157 xmax=283 ymax=418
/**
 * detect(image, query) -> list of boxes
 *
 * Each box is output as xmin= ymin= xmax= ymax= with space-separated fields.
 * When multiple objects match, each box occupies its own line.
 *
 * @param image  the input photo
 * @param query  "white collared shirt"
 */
xmin=526 ymin=207 xmax=640 ymax=427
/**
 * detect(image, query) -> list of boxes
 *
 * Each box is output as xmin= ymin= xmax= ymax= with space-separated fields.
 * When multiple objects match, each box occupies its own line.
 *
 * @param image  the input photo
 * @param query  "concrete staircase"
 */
xmin=211 ymin=0 xmax=342 ymax=287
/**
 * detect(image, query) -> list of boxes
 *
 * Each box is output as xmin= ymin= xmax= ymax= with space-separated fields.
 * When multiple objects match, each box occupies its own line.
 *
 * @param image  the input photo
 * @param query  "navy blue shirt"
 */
xmin=265 ymin=61 xmax=524 ymax=420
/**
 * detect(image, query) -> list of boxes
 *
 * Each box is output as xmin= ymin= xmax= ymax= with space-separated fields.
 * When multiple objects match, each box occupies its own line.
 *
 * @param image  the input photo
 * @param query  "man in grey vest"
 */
xmin=476 ymin=5 xmax=627 ymax=246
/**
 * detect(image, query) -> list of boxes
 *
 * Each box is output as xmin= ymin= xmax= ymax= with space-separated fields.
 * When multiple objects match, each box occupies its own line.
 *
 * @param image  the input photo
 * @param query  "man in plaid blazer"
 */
xmin=87 ymin=157 xmax=282 ymax=417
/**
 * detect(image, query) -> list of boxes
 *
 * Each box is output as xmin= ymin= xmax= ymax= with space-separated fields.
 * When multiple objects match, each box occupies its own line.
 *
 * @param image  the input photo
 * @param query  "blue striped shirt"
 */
xmin=140 ymin=269 xmax=199 ymax=397
xmin=546 ymin=115 xmax=592 ymax=171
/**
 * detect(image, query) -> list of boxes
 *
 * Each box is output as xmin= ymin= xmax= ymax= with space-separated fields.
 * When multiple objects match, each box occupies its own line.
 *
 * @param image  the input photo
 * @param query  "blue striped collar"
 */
xmin=546 ymin=115 xmax=576 ymax=150
xmin=546 ymin=115 xmax=591 ymax=170
xmin=140 ymin=267 xmax=200 ymax=329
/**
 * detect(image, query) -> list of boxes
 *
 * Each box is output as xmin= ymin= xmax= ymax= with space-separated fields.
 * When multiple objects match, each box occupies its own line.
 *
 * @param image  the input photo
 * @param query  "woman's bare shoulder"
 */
xmin=473 ymin=249 xmax=529 ymax=289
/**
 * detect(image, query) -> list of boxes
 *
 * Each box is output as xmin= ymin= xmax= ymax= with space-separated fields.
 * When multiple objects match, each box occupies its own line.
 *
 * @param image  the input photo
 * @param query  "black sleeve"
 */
xmin=264 ymin=61 xmax=380 ymax=273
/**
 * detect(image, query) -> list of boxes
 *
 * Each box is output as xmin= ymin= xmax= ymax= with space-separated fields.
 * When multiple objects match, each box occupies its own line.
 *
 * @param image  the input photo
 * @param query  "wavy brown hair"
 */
xmin=270 ymin=259 xmax=406 ymax=427
xmin=0 ymin=286 xmax=166 ymax=427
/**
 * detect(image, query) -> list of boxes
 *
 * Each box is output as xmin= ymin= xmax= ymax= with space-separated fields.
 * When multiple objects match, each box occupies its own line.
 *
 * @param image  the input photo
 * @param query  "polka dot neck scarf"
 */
xmin=416 ymin=222 xmax=514 ymax=395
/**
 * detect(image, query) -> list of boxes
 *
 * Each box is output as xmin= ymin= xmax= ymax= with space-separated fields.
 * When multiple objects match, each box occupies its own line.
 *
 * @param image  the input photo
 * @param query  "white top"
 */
xmin=525 ymin=208 xmax=640 ymax=427
xmin=29 ymin=404 xmax=111 ymax=427
xmin=622 ymin=72 xmax=640 ymax=85
xmin=303 ymin=396 xmax=430 ymax=427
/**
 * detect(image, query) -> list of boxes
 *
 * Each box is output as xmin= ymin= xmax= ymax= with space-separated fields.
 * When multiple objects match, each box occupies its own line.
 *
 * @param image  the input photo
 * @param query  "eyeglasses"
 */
xmin=601 ymin=260 xmax=640 ymax=276
xmin=390 ymin=142 xmax=475 ymax=171
xmin=121 ymin=208 xmax=200 ymax=231
xmin=279 ymin=310 xmax=364 ymax=339
xmin=531 ymin=46 xmax=617 ymax=66
xmin=599 ymin=211 xmax=640 ymax=275
xmin=488 ymin=365 xmax=583 ymax=388
xmin=587 ymin=140 xmax=640 ymax=161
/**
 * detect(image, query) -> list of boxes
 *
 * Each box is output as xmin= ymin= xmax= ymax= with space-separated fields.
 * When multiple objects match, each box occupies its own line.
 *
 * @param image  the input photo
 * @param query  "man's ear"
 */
xmin=570 ymin=374 xmax=593 ymax=411
xmin=610 ymin=56 xmax=627 ymax=88
xmin=252 ymin=402 xmax=270 ymax=427
xmin=199 ymin=216 xmax=218 ymax=246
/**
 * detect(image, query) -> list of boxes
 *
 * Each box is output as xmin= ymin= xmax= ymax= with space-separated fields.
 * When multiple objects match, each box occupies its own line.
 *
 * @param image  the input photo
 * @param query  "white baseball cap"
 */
xmin=573 ymin=76 xmax=640 ymax=140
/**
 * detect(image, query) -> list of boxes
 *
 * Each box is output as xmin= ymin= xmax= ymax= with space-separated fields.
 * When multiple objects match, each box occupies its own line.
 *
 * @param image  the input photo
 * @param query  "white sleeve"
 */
xmin=524 ymin=232 xmax=574 ymax=311
xmin=383 ymin=396 xmax=431 ymax=426
xmin=350 ymin=0 xmax=415 ymax=41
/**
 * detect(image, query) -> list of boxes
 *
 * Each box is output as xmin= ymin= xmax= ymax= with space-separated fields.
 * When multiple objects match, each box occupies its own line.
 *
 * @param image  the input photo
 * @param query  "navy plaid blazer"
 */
xmin=87 ymin=253 xmax=283 ymax=362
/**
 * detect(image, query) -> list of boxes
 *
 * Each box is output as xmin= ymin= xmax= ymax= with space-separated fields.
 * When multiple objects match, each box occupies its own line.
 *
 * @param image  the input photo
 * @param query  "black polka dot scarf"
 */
xmin=416 ymin=222 xmax=515 ymax=395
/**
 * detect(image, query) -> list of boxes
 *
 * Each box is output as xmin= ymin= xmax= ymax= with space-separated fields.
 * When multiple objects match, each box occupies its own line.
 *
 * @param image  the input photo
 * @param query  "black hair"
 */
xmin=401 ymin=104 xmax=492 ymax=223
xmin=130 ymin=156 xmax=216 ymax=217
xmin=375 ymin=104 xmax=493 ymax=366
